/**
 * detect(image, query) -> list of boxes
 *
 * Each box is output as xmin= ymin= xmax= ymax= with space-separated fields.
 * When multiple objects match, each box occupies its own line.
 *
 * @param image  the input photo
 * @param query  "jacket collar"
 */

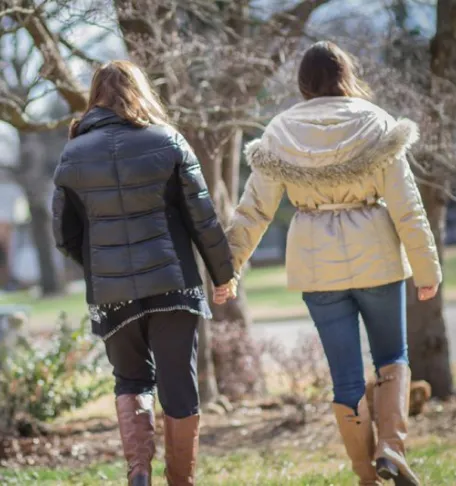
xmin=246 ymin=99 xmax=419 ymax=188
xmin=76 ymin=107 xmax=128 ymax=136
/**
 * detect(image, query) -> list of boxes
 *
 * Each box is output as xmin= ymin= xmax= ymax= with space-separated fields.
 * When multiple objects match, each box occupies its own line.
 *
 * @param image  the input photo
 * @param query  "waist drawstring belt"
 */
xmin=297 ymin=198 xmax=382 ymax=212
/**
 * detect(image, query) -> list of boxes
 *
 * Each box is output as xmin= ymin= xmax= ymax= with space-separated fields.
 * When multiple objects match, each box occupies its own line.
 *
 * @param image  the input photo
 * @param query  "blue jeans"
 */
xmin=303 ymin=280 xmax=408 ymax=411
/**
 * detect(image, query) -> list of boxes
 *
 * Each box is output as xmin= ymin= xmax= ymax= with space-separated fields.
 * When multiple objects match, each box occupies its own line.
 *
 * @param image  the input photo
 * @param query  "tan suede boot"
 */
xmin=374 ymin=363 xmax=420 ymax=486
xmin=333 ymin=396 xmax=381 ymax=485
xmin=116 ymin=394 xmax=156 ymax=486
xmin=164 ymin=414 xmax=199 ymax=485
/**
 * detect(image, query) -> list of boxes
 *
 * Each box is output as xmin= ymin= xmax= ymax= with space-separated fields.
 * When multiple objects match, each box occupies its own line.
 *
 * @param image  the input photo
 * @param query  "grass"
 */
xmin=0 ymin=289 xmax=84 ymax=317
xmin=444 ymin=249 xmax=456 ymax=288
xmin=2 ymin=439 xmax=456 ymax=485
xmin=3 ymin=250 xmax=456 ymax=327
xmin=244 ymin=266 xmax=301 ymax=309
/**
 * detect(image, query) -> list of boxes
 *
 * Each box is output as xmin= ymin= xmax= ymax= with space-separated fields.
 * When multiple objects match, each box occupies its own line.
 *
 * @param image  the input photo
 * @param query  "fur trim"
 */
xmin=245 ymin=119 xmax=419 ymax=188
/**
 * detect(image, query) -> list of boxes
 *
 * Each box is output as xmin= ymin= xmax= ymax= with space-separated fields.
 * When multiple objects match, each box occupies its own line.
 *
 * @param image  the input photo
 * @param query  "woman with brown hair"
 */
xmin=220 ymin=42 xmax=441 ymax=486
xmin=52 ymin=60 xmax=234 ymax=485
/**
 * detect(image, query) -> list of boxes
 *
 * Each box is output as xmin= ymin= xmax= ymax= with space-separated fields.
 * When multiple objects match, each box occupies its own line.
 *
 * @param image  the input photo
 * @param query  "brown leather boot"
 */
xmin=116 ymin=393 xmax=156 ymax=486
xmin=374 ymin=363 xmax=420 ymax=486
xmin=164 ymin=414 xmax=199 ymax=485
xmin=333 ymin=396 xmax=381 ymax=485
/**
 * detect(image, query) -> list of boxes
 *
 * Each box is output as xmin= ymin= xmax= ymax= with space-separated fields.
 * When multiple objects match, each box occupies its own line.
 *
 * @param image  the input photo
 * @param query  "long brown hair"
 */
xmin=298 ymin=41 xmax=372 ymax=100
xmin=69 ymin=60 xmax=170 ymax=138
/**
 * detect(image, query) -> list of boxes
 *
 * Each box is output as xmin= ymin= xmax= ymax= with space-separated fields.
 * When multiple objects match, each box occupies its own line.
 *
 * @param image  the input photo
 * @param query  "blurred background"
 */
xmin=1 ymin=1 xmax=456 ymax=484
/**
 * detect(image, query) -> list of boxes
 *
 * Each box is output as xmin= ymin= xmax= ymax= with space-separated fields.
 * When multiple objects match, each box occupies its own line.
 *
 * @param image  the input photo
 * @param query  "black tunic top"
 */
xmin=89 ymin=286 xmax=211 ymax=341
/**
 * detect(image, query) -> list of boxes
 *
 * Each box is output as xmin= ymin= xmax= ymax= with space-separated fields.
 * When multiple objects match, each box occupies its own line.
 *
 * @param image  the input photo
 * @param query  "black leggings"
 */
xmin=105 ymin=310 xmax=199 ymax=419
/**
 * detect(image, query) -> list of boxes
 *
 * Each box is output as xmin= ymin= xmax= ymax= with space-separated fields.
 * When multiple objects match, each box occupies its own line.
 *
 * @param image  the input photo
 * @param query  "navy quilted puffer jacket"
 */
xmin=52 ymin=107 xmax=234 ymax=305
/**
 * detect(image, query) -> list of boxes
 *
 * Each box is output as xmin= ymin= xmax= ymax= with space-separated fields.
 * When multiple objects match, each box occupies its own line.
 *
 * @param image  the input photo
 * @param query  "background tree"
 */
xmin=372 ymin=0 xmax=455 ymax=398
xmin=405 ymin=0 xmax=456 ymax=398
xmin=0 ymin=2 xmax=90 ymax=295
xmin=113 ymin=0 xmax=329 ymax=402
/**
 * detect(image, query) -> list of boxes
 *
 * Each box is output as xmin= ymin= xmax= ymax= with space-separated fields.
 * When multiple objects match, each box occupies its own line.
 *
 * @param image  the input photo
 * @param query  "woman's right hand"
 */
xmin=213 ymin=279 xmax=238 ymax=305
xmin=418 ymin=285 xmax=439 ymax=301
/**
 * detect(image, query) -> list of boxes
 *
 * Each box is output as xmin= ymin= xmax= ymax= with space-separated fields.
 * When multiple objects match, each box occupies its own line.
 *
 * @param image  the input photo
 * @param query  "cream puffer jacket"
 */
xmin=227 ymin=97 xmax=442 ymax=291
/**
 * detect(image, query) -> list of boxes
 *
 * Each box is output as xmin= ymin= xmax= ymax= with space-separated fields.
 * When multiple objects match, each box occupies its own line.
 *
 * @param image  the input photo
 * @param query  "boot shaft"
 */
xmin=374 ymin=363 xmax=420 ymax=485
xmin=116 ymin=394 xmax=155 ymax=484
xmin=333 ymin=396 xmax=381 ymax=485
xmin=164 ymin=414 xmax=200 ymax=486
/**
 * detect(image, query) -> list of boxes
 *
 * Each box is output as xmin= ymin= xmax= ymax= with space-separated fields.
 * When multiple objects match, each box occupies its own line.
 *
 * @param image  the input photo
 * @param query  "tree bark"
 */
xmin=27 ymin=198 xmax=63 ymax=296
xmin=196 ymin=268 xmax=219 ymax=404
xmin=407 ymin=0 xmax=456 ymax=399
xmin=407 ymin=184 xmax=453 ymax=398
xmin=14 ymin=132 xmax=65 ymax=296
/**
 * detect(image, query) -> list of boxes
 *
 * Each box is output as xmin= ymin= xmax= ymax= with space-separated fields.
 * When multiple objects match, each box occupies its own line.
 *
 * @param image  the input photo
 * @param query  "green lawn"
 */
xmin=0 ymin=289 xmax=85 ymax=317
xmin=444 ymin=249 xmax=456 ymax=288
xmin=1 ymin=440 xmax=455 ymax=485
xmin=2 ymin=251 xmax=456 ymax=327
xmin=244 ymin=266 xmax=301 ymax=309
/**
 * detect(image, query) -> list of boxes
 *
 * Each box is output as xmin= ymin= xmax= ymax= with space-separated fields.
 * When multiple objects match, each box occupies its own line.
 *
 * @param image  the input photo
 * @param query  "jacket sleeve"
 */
xmin=175 ymin=135 xmax=234 ymax=286
xmin=226 ymin=169 xmax=285 ymax=273
xmin=383 ymin=156 xmax=442 ymax=287
xmin=52 ymin=186 xmax=84 ymax=266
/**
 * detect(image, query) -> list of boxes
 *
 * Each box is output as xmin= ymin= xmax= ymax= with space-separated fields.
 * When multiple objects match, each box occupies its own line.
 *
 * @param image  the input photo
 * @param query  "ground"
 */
xmin=1 ymin=396 xmax=456 ymax=485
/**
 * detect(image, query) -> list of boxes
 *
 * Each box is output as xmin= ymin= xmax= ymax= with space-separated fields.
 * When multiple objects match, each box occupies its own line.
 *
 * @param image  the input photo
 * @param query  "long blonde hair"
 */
xmin=70 ymin=60 xmax=170 ymax=138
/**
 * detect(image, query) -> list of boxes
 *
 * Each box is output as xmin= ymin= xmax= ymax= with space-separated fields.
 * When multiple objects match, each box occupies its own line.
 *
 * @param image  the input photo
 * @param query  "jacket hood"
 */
xmin=246 ymin=97 xmax=419 ymax=187
xmin=76 ymin=107 xmax=127 ymax=136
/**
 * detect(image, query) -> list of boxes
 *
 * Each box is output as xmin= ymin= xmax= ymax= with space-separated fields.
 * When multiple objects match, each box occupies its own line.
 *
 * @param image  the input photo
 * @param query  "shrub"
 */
xmin=0 ymin=313 xmax=111 ymax=433
xmin=264 ymin=333 xmax=332 ymax=401
xmin=211 ymin=320 xmax=264 ymax=400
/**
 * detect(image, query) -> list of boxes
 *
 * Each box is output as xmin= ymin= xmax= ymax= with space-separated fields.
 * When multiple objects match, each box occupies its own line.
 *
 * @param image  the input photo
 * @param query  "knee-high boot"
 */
xmin=116 ymin=393 xmax=156 ymax=486
xmin=374 ymin=363 xmax=420 ymax=486
xmin=333 ymin=396 xmax=381 ymax=485
xmin=164 ymin=414 xmax=199 ymax=485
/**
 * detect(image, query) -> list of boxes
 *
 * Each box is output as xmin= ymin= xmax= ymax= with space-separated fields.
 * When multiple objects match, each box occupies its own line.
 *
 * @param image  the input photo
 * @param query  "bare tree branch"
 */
xmin=0 ymin=6 xmax=35 ymax=19
xmin=58 ymin=34 xmax=102 ymax=66
xmin=15 ymin=7 xmax=87 ymax=112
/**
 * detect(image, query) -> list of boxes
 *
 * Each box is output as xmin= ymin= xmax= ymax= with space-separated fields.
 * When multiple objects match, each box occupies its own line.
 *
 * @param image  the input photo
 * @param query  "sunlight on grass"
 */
xmin=1 ymin=440 xmax=455 ymax=485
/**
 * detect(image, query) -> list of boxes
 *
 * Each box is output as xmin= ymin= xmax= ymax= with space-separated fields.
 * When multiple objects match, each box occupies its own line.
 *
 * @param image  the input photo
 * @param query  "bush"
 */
xmin=212 ymin=320 xmax=264 ymax=400
xmin=0 ymin=314 xmax=111 ymax=433
xmin=264 ymin=334 xmax=331 ymax=401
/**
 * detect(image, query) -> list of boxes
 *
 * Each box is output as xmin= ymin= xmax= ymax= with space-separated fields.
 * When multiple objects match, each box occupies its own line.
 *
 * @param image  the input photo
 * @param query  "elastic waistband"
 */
xmin=297 ymin=198 xmax=381 ymax=212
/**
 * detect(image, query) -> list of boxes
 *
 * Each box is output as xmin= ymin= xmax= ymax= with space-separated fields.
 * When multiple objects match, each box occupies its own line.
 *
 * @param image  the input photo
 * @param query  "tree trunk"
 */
xmin=190 ymin=134 xmax=253 ymax=326
xmin=27 ymin=198 xmax=63 ymax=296
xmin=197 ymin=266 xmax=219 ymax=404
xmin=16 ymin=132 xmax=65 ymax=296
xmin=197 ymin=314 xmax=219 ymax=403
xmin=407 ymin=183 xmax=453 ymax=398
xmin=407 ymin=0 xmax=456 ymax=398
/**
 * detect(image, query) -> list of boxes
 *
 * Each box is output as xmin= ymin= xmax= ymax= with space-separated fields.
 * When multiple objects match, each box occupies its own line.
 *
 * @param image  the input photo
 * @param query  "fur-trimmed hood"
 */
xmin=246 ymin=97 xmax=419 ymax=187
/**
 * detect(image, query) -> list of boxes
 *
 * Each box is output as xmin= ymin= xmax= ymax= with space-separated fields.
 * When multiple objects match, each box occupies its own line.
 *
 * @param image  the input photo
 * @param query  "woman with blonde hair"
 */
xmin=219 ymin=42 xmax=441 ymax=486
xmin=53 ymin=60 xmax=234 ymax=485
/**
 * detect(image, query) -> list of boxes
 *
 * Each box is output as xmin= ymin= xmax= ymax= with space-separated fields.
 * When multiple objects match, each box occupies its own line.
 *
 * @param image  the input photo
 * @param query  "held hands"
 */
xmin=213 ymin=278 xmax=238 ymax=305
xmin=418 ymin=285 xmax=439 ymax=301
